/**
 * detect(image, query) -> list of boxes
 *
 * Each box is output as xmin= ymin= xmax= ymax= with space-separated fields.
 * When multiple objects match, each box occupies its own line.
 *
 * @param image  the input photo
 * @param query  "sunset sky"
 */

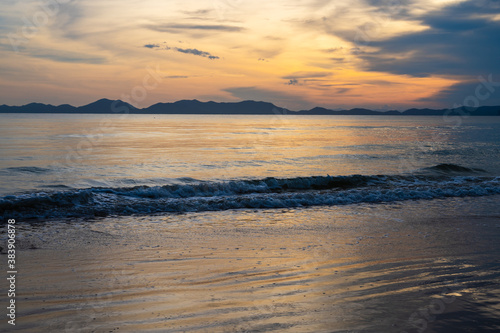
xmin=1 ymin=0 xmax=499 ymax=110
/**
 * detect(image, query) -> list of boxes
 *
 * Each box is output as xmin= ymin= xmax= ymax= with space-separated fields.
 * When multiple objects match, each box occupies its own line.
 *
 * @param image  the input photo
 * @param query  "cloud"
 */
xmin=144 ymin=44 xmax=160 ymax=49
xmin=265 ymin=36 xmax=284 ymax=41
xmin=181 ymin=9 xmax=214 ymax=16
xmin=364 ymin=80 xmax=401 ymax=86
xmin=282 ymin=71 xmax=331 ymax=86
xmin=335 ymin=87 xmax=351 ymax=94
xmin=175 ymin=47 xmax=219 ymax=59
xmin=146 ymin=23 xmax=244 ymax=33
xmin=253 ymin=47 xmax=283 ymax=59
xmin=330 ymin=57 xmax=344 ymax=62
xmin=361 ymin=0 xmax=413 ymax=17
xmin=29 ymin=49 xmax=106 ymax=64
xmin=323 ymin=47 xmax=345 ymax=53
xmin=143 ymin=43 xmax=220 ymax=59
xmin=223 ymin=86 xmax=312 ymax=110
xmin=281 ymin=71 xmax=331 ymax=80
xmin=165 ymin=75 xmax=188 ymax=79
xmin=354 ymin=1 xmax=500 ymax=77
xmin=315 ymin=0 xmax=500 ymax=106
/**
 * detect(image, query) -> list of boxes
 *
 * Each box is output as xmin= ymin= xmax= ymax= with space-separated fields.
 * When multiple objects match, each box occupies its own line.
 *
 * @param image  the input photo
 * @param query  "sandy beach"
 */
xmin=2 ymin=195 xmax=499 ymax=332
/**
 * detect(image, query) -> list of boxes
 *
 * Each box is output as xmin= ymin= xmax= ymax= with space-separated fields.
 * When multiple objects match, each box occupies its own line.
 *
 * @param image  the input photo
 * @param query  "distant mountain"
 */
xmin=0 ymin=102 xmax=74 ymax=113
xmin=76 ymin=98 xmax=138 ymax=114
xmin=145 ymin=100 xmax=281 ymax=114
xmin=0 ymin=99 xmax=499 ymax=116
xmin=0 ymin=98 xmax=136 ymax=114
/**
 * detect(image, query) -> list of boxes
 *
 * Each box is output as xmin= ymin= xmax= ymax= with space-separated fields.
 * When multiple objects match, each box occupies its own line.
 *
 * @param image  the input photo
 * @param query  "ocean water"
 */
xmin=0 ymin=114 xmax=499 ymax=219
xmin=1 ymin=114 xmax=500 ymax=332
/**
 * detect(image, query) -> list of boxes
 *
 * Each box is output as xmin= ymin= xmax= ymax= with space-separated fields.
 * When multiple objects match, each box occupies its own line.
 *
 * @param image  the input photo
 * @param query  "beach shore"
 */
xmin=3 ymin=195 xmax=500 ymax=332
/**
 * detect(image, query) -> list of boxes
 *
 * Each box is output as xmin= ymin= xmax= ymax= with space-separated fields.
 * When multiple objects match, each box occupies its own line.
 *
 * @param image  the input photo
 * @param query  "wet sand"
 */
xmin=2 ymin=195 xmax=500 ymax=332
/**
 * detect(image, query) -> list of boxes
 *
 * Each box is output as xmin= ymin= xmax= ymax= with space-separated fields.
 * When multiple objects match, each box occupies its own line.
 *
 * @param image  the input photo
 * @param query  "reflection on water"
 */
xmin=10 ymin=195 xmax=500 ymax=332
xmin=1 ymin=114 xmax=500 ymax=195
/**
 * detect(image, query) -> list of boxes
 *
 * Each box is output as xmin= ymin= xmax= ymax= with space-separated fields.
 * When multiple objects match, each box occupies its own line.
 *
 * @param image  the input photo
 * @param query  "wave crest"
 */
xmin=1 ymin=165 xmax=499 ymax=221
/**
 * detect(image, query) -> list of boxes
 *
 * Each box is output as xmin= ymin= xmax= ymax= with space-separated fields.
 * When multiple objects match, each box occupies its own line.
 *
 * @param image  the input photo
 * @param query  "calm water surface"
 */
xmin=1 ymin=114 xmax=499 ymax=193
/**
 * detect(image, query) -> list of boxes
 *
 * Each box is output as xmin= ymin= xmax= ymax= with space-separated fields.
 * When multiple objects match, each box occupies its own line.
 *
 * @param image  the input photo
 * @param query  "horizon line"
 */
xmin=2 ymin=98 xmax=500 ymax=114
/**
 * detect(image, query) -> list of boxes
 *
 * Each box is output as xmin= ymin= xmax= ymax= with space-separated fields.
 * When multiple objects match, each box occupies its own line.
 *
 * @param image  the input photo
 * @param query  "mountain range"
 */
xmin=1 ymin=99 xmax=499 ymax=116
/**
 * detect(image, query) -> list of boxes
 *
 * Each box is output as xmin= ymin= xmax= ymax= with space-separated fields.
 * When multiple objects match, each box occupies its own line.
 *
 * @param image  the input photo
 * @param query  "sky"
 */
xmin=0 ymin=0 xmax=499 ymax=111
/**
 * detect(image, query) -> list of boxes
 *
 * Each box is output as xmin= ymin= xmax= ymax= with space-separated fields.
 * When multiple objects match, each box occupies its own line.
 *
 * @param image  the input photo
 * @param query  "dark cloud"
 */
xmin=286 ymin=79 xmax=299 ymax=85
xmin=147 ymin=23 xmax=244 ymax=33
xmin=175 ymin=47 xmax=219 ymax=59
xmin=353 ymin=1 xmax=500 ymax=77
xmin=322 ymin=0 xmax=500 ymax=106
xmin=165 ymin=75 xmax=189 ymax=79
xmin=424 ymin=16 xmax=488 ymax=32
xmin=143 ymin=44 xmax=220 ymax=59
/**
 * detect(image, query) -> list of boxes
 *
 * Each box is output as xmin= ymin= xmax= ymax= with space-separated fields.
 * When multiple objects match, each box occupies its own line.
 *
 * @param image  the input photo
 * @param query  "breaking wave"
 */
xmin=1 ymin=164 xmax=499 ymax=221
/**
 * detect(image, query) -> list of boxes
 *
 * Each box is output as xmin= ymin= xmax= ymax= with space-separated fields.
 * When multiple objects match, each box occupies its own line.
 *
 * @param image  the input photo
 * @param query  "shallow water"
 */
xmin=6 ymin=195 xmax=500 ymax=332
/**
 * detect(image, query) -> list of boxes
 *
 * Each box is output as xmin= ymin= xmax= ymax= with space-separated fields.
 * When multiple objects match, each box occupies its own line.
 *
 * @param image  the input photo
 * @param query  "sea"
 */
xmin=1 ymin=114 xmax=500 ymax=332
xmin=1 ymin=114 xmax=500 ymax=219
